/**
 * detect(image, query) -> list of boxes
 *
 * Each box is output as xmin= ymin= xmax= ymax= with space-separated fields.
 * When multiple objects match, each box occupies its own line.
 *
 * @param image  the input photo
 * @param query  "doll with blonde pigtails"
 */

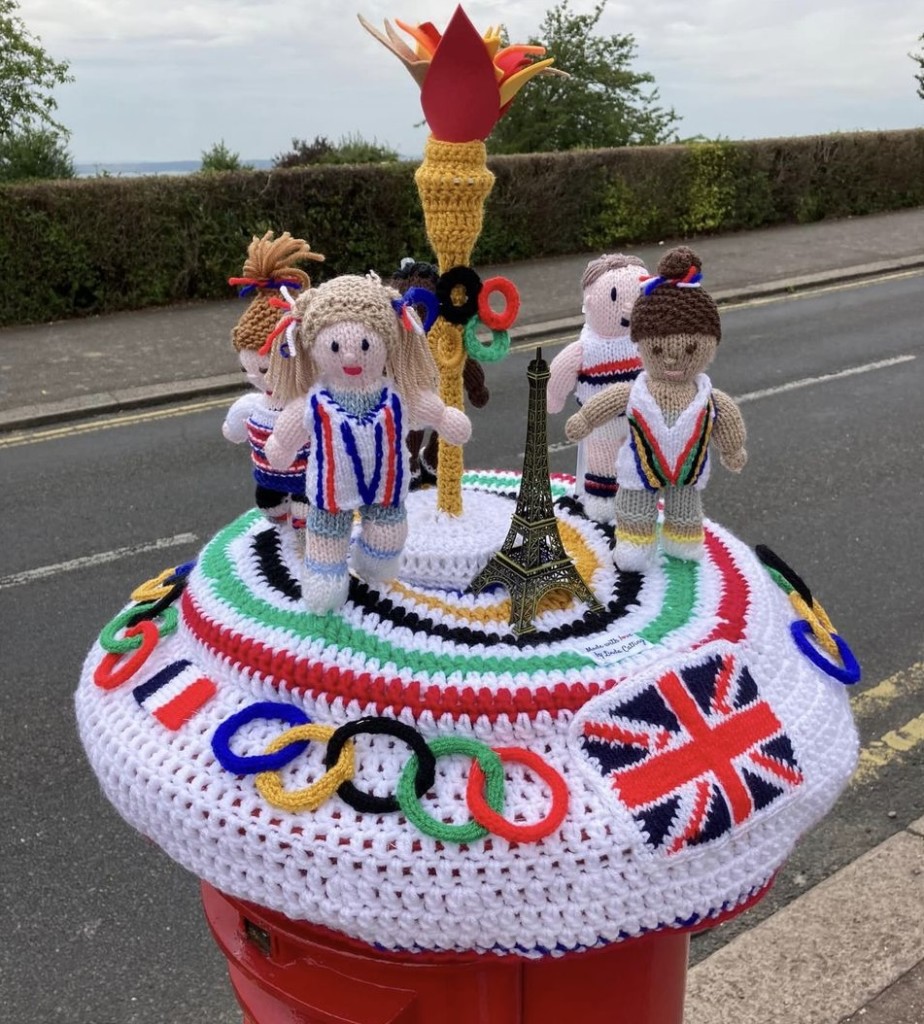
xmin=265 ymin=273 xmax=472 ymax=613
xmin=566 ymin=246 xmax=747 ymax=572
xmin=221 ymin=230 xmax=324 ymax=531
xmin=547 ymin=253 xmax=648 ymax=524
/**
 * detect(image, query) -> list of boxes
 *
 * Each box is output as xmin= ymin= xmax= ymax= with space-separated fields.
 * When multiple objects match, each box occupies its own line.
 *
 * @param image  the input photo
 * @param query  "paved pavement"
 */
xmin=0 ymin=206 xmax=923 ymax=433
xmin=3 ymin=205 xmax=923 ymax=1022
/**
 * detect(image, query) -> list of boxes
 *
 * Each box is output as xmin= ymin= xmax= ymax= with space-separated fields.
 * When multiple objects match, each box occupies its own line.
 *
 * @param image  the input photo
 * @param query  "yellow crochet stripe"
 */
xmin=255 ymin=725 xmax=355 ymax=813
xmin=616 ymin=524 xmax=656 ymax=545
xmin=391 ymin=520 xmax=602 ymax=623
xmin=661 ymin=523 xmax=705 ymax=543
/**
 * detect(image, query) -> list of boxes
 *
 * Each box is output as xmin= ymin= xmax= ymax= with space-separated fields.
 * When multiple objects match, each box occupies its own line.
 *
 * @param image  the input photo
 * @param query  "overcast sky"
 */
xmin=17 ymin=0 xmax=924 ymax=164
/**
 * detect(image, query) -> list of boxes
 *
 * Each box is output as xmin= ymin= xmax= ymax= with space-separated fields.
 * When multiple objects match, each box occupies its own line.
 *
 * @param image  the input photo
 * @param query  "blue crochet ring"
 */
xmin=790 ymin=620 xmax=861 ymax=685
xmin=212 ymin=701 xmax=312 ymax=774
xmin=402 ymin=287 xmax=440 ymax=332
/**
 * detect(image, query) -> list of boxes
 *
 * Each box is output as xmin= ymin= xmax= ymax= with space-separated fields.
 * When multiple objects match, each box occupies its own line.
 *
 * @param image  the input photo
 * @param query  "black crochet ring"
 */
xmin=755 ymin=545 xmax=812 ymax=605
xmin=436 ymin=266 xmax=482 ymax=325
xmin=325 ymin=716 xmax=437 ymax=814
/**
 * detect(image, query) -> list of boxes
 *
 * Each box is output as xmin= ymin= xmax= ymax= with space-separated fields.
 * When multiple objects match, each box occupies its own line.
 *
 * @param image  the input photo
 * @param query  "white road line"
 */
xmin=735 ymin=353 xmax=916 ymax=405
xmin=0 ymin=533 xmax=198 ymax=590
xmin=544 ymin=354 xmax=916 ymax=454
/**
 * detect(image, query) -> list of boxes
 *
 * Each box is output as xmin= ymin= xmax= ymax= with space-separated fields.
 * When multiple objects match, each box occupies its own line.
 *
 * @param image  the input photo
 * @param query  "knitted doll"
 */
xmin=548 ymin=254 xmax=649 ymax=523
xmin=265 ymin=274 xmax=472 ymax=613
xmin=387 ymin=258 xmax=490 ymax=489
xmin=222 ymin=231 xmax=324 ymax=530
xmin=566 ymin=247 xmax=747 ymax=571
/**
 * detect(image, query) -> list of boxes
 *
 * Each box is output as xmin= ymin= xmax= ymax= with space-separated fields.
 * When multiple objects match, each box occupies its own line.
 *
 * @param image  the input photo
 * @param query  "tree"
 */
xmin=0 ymin=0 xmax=72 ymax=140
xmin=912 ymin=34 xmax=924 ymax=100
xmin=487 ymin=0 xmax=680 ymax=155
xmin=0 ymin=127 xmax=74 ymax=181
xmin=199 ymin=140 xmax=252 ymax=173
xmin=273 ymin=133 xmax=399 ymax=168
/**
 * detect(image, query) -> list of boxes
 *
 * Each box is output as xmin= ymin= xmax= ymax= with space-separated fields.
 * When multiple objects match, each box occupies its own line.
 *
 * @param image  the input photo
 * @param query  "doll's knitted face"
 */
xmin=638 ymin=332 xmax=718 ymax=383
xmin=239 ymin=349 xmax=271 ymax=393
xmin=583 ymin=266 xmax=644 ymax=337
xmin=314 ymin=321 xmax=388 ymax=390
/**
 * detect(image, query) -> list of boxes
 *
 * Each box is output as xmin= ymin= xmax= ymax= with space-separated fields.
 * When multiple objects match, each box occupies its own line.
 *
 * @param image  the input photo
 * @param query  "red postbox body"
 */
xmin=201 ymin=882 xmax=690 ymax=1024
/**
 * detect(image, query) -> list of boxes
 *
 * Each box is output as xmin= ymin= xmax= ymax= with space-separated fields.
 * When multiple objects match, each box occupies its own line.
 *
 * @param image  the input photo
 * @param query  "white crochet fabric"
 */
xmin=76 ymin=472 xmax=858 ymax=958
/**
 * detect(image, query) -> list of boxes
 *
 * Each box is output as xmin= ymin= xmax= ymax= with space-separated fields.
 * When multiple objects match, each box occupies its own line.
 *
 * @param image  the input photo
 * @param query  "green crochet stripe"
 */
xmin=199 ymin=513 xmax=599 ymax=676
xmin=765 ymin=566 xmax=795 ymax=595
xmin=637 ymin=556 xmax=699 ymax=644
xmin=461 ymin=470 xmax=572 ymax=500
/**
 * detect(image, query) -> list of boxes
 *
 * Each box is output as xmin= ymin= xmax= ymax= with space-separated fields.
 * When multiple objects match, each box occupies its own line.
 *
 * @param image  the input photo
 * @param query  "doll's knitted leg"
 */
xmin=255 ymin=485 xmax=289 ymax=526
xmin=614 ymin=488 xmax=658 ymax=571
xmin=352 ymin=505 xmax=408 ymax=584
xmin=302 ymin=508 xmax=352 ymax=613
xmin=661 ymin=486 xmax=705 ymax=560
xmin=581 ymin=426 xmax=621 ymax=524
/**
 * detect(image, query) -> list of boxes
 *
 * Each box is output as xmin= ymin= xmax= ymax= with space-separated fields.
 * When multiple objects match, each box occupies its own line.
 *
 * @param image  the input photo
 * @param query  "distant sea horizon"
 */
xmin=74 ymin=159 xmax=274 ymax=178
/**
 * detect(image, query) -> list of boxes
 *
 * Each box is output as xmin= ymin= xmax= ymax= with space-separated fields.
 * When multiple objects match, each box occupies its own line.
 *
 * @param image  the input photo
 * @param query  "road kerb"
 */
xmin=684 ymin=820 xmax=924 ymax=1024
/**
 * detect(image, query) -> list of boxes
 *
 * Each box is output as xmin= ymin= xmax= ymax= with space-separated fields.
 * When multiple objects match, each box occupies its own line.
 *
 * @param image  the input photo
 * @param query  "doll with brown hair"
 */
xmin=566 ymin=246 xmax=747 ymax=571
xmin=547 ymin=253 xmax=648 ymax=523
xmin=221 ymin=230 xmax=324 ymax=530
xmin=387 ymin=257 xmax=490 ymax=489
xmin=265 ymin=273 xmax=472 ymax=613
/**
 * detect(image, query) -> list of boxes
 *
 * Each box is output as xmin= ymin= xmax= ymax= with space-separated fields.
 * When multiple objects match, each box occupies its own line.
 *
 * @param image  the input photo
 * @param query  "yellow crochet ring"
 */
xmin=131 ymin=566 xmax=178 ymax=603
xmin=789 ymin=592 xmax=839 ymax=658
xmin=255 ymin=725 xmax=355 ymax=813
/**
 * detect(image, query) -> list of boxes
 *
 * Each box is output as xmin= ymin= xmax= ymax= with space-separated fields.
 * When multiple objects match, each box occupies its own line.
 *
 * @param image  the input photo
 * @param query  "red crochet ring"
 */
xmin=94 ymin=621 xmax=160 ymax=691
xmin=467 ymin=746 xmax=569 ymax=843
xmin=477 ymin=277 xmax=520 ymax=331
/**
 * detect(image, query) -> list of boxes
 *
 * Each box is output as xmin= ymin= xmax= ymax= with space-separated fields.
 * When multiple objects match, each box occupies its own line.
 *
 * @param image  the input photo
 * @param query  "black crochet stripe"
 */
xmin=253 ymin=526 xmax=302 ymax=601
xmin=251 ymin=500 xmax=642 ymax=648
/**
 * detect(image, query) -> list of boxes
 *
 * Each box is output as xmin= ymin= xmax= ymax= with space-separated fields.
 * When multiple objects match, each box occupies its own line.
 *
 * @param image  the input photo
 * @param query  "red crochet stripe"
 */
xmin=181 ymin=527 xmax=750 ymax=721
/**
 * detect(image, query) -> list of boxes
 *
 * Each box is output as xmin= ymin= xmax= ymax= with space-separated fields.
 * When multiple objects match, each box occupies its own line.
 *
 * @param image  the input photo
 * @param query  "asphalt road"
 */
xmin=1 ymin=271 xmax=922 ymax=1024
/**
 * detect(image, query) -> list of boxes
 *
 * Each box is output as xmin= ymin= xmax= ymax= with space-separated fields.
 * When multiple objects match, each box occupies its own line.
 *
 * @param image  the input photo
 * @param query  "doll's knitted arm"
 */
xmin=565 ymin=382 xmax=632 ymax=442
xmin=712 ymin=389 xmax=748 ymax=472
xmin=222 ymin=392 xmax=260 ymax=443
xmin=547 ymin=340 xmax=583 ymax=414
xmin=414 ymin=390 xmax=472 ymax=446
xmin=265 ymin=396 xmax=309 ymax=470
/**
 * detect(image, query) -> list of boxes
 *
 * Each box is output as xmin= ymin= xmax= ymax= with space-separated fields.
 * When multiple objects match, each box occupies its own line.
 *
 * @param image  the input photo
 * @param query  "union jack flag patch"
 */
xmin=572 ymin=643 xmax=804 ymax=856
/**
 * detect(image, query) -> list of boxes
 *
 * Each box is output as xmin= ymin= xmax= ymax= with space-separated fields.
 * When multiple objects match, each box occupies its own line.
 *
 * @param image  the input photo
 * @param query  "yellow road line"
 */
xmin=850 ymin=661 xmax=924 ymax=786
xmin=0 ymin=395 xmax=232 ymax=449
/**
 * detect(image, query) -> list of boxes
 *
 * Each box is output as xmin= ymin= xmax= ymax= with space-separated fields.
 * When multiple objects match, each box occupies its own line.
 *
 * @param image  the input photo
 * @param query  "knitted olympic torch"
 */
xmin=360 ymin=6 xmax=562 ymax=514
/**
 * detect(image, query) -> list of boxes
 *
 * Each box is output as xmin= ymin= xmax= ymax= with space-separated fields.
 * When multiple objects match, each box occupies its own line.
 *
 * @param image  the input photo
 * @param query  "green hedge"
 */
xmin=1 ymin=129 xmax=922 ymax=326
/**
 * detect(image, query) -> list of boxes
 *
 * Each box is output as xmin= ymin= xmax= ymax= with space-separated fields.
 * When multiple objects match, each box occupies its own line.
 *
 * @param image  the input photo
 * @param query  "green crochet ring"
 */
xmin=463 ymin=315 xmax=510 ymax=363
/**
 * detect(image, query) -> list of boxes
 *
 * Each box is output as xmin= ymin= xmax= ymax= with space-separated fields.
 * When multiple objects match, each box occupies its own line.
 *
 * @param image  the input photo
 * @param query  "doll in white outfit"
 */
xmin=265 ymin=274 xmax=471 ymax=613
xmin=566 ymin=247 xmax=747 ymax=571
xmin=547 ymin=254 xmax=648 ymax=523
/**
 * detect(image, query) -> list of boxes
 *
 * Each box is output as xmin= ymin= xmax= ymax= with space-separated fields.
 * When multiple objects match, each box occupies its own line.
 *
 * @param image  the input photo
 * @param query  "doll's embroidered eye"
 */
xmin=652 ymin=344 xmax=663 ymax=355
xmin=361 ymin=338 xmax=370 ymax=351
xmin=331 ymin=341 xmax=340 ymax=353
xmin=610 ymin=287 xmax=618 ymax=302
xmin=685 ymin=343 xmax=697 ymax=355
xmin=259 ymin=368 xmax=268 ymax=374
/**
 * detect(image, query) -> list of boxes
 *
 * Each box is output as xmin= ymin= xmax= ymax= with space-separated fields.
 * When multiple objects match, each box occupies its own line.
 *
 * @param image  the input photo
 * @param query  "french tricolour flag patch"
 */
xmin=133 ymin=659 xmax=216 ymax=730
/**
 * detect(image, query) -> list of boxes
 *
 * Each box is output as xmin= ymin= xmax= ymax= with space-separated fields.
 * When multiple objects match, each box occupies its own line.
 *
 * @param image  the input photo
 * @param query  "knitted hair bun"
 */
xmin=631 ymin=246 xmax=721 ymax=345
xmin=656 ymin=245 xmax=702 ymax=280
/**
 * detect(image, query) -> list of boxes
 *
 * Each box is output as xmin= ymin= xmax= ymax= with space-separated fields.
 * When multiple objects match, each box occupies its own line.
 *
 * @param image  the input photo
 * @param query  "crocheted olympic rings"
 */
xmin=132 ymin=567 xmax=178 ymax=603
xmin=463 ymin=316 xmax=511 ymax=364
xmin=323 ymin=717 xmax=437 ymax=814
xmin=397 ymin=737 xmax=506 ymax=844
xmin=212 ymin=701 xmax=312 ymax=774
xmin=467 ymin=747 xmax=569 ymax=844
xmin=790 ymin=620 xmax=861 ymax=685
xmin=436 ymin=266 xmax=482 ymax=325
xmin=94 ymin=621 xmax=160 ymax=690
xmin=755 ymin=545 xmax=811 ymax=604
xmin=477 ymin=277 xmax=520 ymax=331
xmin=99 ymin=602 xmax=178 ymax=654
xmin=789 ymin=592 xmax=839 ymax=658
xmin=256 ymin=725 xmax=355 ymax=813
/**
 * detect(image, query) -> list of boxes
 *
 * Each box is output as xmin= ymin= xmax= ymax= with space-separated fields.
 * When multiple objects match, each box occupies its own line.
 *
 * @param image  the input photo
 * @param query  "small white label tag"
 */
xmin=574 ymin=633 xmax=655 ymax=666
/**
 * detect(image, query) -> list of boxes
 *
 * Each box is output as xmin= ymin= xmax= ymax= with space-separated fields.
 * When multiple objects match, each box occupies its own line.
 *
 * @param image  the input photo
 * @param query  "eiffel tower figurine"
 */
xmin=469 ymin=348 xmax=602 ymax=635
